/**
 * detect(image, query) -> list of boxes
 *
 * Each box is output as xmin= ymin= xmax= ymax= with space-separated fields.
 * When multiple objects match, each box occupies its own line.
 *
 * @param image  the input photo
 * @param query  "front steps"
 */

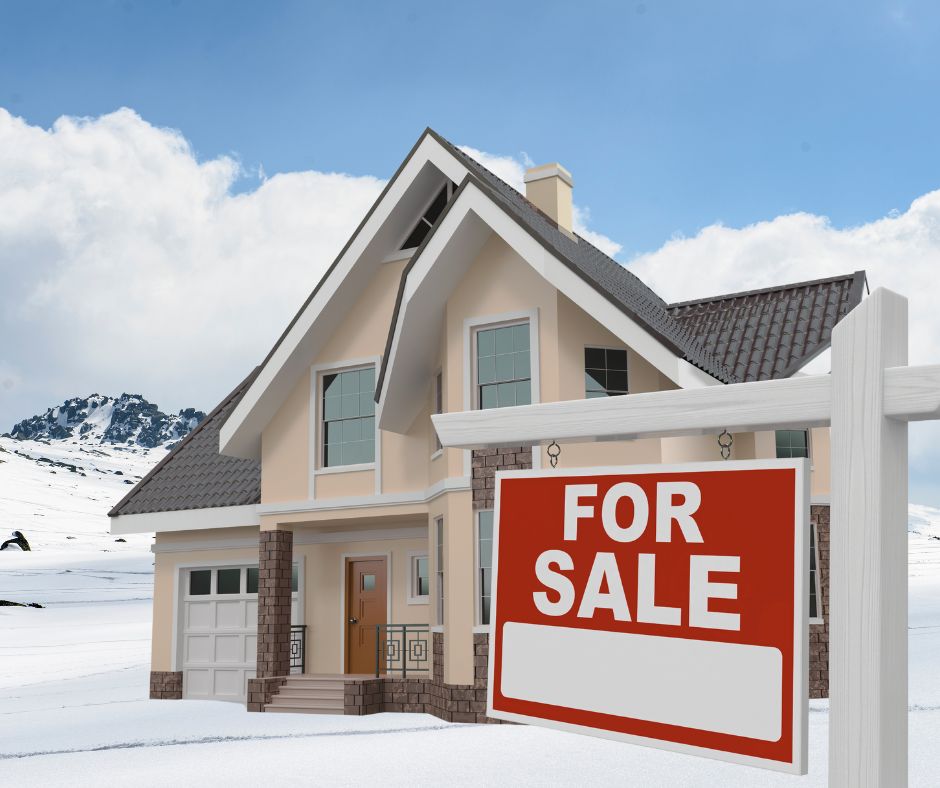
xmin=264 ymin=675 xmax=346 ymax=715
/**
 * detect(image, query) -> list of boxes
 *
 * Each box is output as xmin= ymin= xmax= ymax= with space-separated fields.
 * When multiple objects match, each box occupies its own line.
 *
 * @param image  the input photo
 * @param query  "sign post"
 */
xmin=433 ymin=288 xmax=940 ymax=786
xmin=488 ymin=460 xmax=809 ymax=773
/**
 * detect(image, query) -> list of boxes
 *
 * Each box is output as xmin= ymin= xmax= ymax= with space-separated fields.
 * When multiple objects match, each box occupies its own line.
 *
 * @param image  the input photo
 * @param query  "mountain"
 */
xmin=4 ymin=394 xmax=205 ymax=450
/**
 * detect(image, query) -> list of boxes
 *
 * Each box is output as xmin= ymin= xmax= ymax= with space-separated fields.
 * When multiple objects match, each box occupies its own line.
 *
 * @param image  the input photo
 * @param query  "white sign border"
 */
xmin=486 ymin=457 xmax=810 ymax=776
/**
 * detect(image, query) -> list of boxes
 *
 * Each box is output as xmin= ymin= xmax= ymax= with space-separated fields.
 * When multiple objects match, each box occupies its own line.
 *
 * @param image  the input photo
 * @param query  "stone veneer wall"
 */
xmin=343 ymin=633 xmax=506 ymax=723
xmin=256 ymin=529 xmax=293 ymax=679
xmin=472 ymin=446 xmax=533 ymax=511
xmin=809 ymin=504 xmax=830 ymax=699
xmin=247 ymin=676 xmax=288 ymax=713
xmin=149 ymin=670 xmax=182 ymax=699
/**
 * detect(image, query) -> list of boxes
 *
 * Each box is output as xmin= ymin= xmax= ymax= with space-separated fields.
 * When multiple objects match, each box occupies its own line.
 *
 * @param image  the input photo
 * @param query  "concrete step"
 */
xmin=264 ymin=704 xmax=342 ymax=715
xmin=280 ymin=677 xmax=346 ymax=691
xmin=267 ymin=695 xmax=344 ymax=711
xmin=274 ymin=688 xmax=345 ymax=701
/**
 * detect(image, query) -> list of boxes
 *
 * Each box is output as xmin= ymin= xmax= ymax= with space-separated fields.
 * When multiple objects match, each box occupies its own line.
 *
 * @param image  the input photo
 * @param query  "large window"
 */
xmin=409 ymin=553 xmax=429 ymax=604
xmin=400 ymin=182 xmax=457 ymax=250
xmin=476 ymin=323 xmax=531 ymax=409
xmin=435 ymin=518 xmax=445 ymax=625
xmin=478 ymin=510 xmax=494 ymax=626
xmin=584 ymin=347 xmax=629 ymax=398
xmin=188 ymin=565 xmax=298 ymax=596
xmin=776 ymin=429 xmax=809 ymax=458
xmin=322 ymin=366 xmax=376 ymax=467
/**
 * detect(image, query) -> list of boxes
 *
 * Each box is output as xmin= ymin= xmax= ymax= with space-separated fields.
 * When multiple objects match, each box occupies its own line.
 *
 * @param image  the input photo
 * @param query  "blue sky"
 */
xmin=3 ymin=1 xmax=940 ymax=505
xmin=4 ymin=0 xmax=939 ymax=257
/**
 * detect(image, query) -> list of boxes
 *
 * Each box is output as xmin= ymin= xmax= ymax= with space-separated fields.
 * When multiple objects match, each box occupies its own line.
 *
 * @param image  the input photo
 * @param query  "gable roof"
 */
xmin=667 ymin=271 xmax=866 ymax=382
xmin=108 ymin=370 xmax=261 ymax=517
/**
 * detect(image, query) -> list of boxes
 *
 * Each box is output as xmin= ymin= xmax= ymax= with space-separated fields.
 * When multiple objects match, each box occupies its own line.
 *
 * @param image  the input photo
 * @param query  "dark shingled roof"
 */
xmin=108 ymin=370 xmax=261 ymax=517
xmin=110 ymin=128 xmax=868 ymax=519
xmin=667 ymin=271 xmax=867 ymax=382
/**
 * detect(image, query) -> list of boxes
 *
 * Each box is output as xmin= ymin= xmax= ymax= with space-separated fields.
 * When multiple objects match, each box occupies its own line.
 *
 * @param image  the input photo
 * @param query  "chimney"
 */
xmin=524 ymin=163 xmax=574 ymax=233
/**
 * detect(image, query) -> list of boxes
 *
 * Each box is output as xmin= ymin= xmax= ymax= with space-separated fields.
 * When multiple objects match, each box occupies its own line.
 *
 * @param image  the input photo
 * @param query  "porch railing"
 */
xmin=375 ymin=624 xmax=430 ymax=678
xmin=290 ymin=624 xmax=306 ymax=674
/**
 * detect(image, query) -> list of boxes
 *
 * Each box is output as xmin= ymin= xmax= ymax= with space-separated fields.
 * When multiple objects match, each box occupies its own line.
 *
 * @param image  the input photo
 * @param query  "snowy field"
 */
xmin=2 ymin=441 xmax=940 ymax=786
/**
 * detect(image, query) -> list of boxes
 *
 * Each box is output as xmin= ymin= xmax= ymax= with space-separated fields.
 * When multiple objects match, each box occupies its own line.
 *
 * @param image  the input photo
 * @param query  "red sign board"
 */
xmin=487 ymin=459 xmax=809 ymax=773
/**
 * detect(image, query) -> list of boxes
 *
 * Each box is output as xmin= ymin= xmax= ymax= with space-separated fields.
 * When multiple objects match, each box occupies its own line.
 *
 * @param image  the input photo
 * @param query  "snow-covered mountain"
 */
xmin=5 ymin=394 xmax=205 ymax=450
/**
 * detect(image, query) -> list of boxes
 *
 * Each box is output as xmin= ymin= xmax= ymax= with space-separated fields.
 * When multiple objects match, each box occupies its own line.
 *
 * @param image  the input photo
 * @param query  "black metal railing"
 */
xmin=290 ymin=624 xmax=306 ymax=674
xmin=374 ymin=624 xmax=430 ymax=678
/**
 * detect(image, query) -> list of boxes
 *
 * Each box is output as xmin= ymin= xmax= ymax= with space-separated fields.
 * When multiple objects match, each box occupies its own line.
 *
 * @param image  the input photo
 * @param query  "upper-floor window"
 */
xmin=585 ymin=347 xmax=628 ymax=398
xmin=322 ymin=366 xmax=376 ymax=467
xmin=476 ymin=323 xmax=531 ymax=409
xmin=433 ymin=370 xmax=443 ymax=452
xmin=400 ymin=181 xmax=458 ymax=250
xmin=775 ymin=429 xmax=809 ymax=459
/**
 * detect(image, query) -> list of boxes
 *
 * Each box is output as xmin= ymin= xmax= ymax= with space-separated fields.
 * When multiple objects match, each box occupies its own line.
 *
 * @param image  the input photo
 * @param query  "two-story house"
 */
xmin=109 ymin=128 xmax=864 ymax=720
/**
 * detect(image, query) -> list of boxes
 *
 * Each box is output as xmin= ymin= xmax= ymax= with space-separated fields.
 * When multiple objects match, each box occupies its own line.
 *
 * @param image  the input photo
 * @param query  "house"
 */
xmin=109 ymin=128 xmax=865 ymax=719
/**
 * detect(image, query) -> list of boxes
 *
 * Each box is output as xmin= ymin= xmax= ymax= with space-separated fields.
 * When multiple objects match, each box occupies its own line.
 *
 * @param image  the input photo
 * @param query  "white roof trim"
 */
xmin=218 ymin=133 xmax=470 ymax=460
xmin=110 ymin=504 xmax=260 ymax=535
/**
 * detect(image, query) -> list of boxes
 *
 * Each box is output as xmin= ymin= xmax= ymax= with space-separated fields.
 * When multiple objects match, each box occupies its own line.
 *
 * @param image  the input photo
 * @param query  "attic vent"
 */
xmin=400 ymin=181 xmax=457 ymax=250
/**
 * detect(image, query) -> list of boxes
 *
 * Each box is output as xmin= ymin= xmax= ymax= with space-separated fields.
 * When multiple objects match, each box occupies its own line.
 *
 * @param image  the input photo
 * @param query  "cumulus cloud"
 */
xmin=0 ymin=107 xmax=384 ymax=426
xmin=626 ymin=199 xmax=940 ymax=504
xmin=458 ymin=145 xmax=623 ymax=258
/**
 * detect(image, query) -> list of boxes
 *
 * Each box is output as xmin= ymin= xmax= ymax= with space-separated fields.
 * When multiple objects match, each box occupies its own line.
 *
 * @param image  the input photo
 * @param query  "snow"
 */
xmin=2 ymin=445 xmax=940 ymax=785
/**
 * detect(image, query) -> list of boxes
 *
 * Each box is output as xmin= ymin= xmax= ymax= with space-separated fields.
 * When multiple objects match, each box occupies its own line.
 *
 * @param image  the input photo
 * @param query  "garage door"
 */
xmin=181 ymin=564 xmax=299 ymax=702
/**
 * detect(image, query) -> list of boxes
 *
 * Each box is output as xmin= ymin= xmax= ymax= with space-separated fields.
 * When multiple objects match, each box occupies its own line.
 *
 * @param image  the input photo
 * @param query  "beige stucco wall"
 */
xmin=261 ymin=371 xmax=310 ymax=503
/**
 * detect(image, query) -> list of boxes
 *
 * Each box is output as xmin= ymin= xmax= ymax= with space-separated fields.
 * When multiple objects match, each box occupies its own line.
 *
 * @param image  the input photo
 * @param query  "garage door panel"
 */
xmin=187 ymin=601 xmax=213 ymax=629
xmin=213 ymin=669 xmax=245 ymax=699
xmin=215 ymin=600 xmax=244 ymax=629
xmin=185 ymin=635 xmax=212 ymax=663
xmin=214 ymin=635 xmax=243 ymax=663
xmin=185 ymin=669 xmax=211 ymax=696
xmin=246 ymin=599 xmax=258 ymax=621
xmin=245 ymin=634 xmax=257 ymax=659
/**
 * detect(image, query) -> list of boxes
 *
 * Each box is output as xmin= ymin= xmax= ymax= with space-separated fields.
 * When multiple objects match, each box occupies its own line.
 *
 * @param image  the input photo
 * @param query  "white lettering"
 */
xmin=689 ymin=555 xmax=740 ymax=631
xmin=656 ymin=481 xmax=704 ymax=543
xmin=577 ymin=552 xmax=631 ymax=621
xmin=533 ymin=550 xmax=575 ymax=616
xmin=564 ymin=484 xmax=597 ymax=541
xmin=601 ymin=482 xmax=649 ymax=543
xmin=636 ymin=553 xmax=681 ymax=626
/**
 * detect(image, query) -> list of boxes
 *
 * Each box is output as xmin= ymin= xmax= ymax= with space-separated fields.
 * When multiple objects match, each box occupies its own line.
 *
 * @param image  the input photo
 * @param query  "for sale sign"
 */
xmin=487 ymin=459 xmax=809 ymax=774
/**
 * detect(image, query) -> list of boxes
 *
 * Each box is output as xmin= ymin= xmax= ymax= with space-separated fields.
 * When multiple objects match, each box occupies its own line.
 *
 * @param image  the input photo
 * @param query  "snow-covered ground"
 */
xmin=2 ymin=441 xmax=940 ymax=785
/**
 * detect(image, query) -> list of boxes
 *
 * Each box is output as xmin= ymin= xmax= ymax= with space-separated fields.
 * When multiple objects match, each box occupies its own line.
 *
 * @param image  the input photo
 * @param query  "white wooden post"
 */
xmin=830 ymin=288 xmax=909 ymax=787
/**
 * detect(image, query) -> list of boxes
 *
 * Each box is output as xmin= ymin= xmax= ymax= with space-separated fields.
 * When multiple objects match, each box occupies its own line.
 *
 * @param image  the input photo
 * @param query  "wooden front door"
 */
xmin=345 ymin=557 xmax=387 ymax=674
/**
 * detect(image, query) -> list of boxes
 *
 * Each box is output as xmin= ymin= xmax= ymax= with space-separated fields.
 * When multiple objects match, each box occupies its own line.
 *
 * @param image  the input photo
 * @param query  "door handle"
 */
xmin=348 ymin=617 xmax=359 ymax=624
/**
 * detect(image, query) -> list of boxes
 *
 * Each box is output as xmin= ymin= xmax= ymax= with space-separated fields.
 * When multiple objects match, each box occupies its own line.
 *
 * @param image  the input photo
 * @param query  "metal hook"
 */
xmin=547 ymin=440 xmax=561 ymax=468
xmin=717 ymin=429 xmax=733 ymax=460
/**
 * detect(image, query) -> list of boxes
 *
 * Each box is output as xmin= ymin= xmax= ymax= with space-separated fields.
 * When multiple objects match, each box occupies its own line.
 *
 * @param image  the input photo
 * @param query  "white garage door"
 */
xmin=181 ymin=565 xmax=300 ymax=702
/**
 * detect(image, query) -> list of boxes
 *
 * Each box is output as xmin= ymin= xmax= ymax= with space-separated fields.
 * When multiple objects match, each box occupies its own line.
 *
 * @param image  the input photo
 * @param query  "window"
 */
xmin=246 ymin=567 xmax=259 ymax=594
xmin=810 ymin=522 xmax=822 ymax=621
xmin=216 ymin=568 xmax=241 ymax=594
xmin=400 ymin=182 xmax=457 ymax=250
xmin=477 ymin=323 xmax=531 ymax=409
xmin=478 ymin=510 xmax=494 ymax=626
xmin=322 ymin=366 xmax=376 ymax=467
xmin=776 ymin=430 xmax=809 ymax=458
xmin=189 ymin=570 xmax=211 ymax=595
xmin=409 ymin=553 xmax=429 ymax=603
xmin=433 ymin=371 xmax=443 ymax=453
xmin=436 ymin=517 xmax=445 ymax=625
xmin=584 ymin=347 xmax=629 ymax=398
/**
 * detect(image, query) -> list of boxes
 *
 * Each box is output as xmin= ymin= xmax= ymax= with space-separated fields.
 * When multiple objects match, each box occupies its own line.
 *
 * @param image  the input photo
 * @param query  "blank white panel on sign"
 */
xmin=500 ymin=622 xmax=783 ymax=741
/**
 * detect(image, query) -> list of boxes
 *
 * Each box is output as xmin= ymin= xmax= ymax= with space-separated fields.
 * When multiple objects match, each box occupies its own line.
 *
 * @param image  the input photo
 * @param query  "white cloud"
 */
xmin=0 ymin=107 xmax=384 ymax=426
xmin=626 ymin=198 xmax=940 ymax=504
xmin=458 ymin=145 xmax=623 ymax=258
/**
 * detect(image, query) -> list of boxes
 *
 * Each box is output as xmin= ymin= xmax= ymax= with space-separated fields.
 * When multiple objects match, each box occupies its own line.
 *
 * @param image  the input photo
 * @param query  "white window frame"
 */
xmin=309 ymin=356 xmax=382 ymax=499
xmin=475 ymin=509 xmax=494 ymax=627
xmin=583 ymin=344 xmax=630 ymax=398
xmin=407 ymin=550 xmax=430 ymax=605
xmin=809 ymin=520 xmax=824 ymax=625
xmin=435 ymin=517 xmax=445 ymax=626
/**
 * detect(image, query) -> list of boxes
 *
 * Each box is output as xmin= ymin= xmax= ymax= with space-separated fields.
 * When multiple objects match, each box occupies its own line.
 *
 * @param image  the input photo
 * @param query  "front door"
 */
xmin=345 ymin=557 xmax=387 ymax=674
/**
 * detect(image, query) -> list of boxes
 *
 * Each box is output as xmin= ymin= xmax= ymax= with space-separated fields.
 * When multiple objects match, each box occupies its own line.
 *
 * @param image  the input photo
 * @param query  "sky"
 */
xmin=2 ymin=0 xmax=940 ymax=501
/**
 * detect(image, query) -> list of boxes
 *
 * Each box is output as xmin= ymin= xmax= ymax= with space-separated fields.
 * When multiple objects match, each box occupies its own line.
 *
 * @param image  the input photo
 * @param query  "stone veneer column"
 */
xmin=471 ymin=446 xmax=533 ymax=510
xmin=256 ymin=528 xmax=293 ymax=678
xmin=809 ymin=505 xmax=830 ymax=699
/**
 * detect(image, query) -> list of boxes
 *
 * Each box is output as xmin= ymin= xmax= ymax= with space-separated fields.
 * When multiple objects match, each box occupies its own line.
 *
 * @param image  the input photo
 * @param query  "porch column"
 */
xmin=257 ymin=528 xmax=293 ymax=678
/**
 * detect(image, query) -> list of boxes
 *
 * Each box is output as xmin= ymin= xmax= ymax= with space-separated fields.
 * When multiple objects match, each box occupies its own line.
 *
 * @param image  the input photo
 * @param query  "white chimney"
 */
xmin=524 ymin=163 xmax=574 ymax=233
